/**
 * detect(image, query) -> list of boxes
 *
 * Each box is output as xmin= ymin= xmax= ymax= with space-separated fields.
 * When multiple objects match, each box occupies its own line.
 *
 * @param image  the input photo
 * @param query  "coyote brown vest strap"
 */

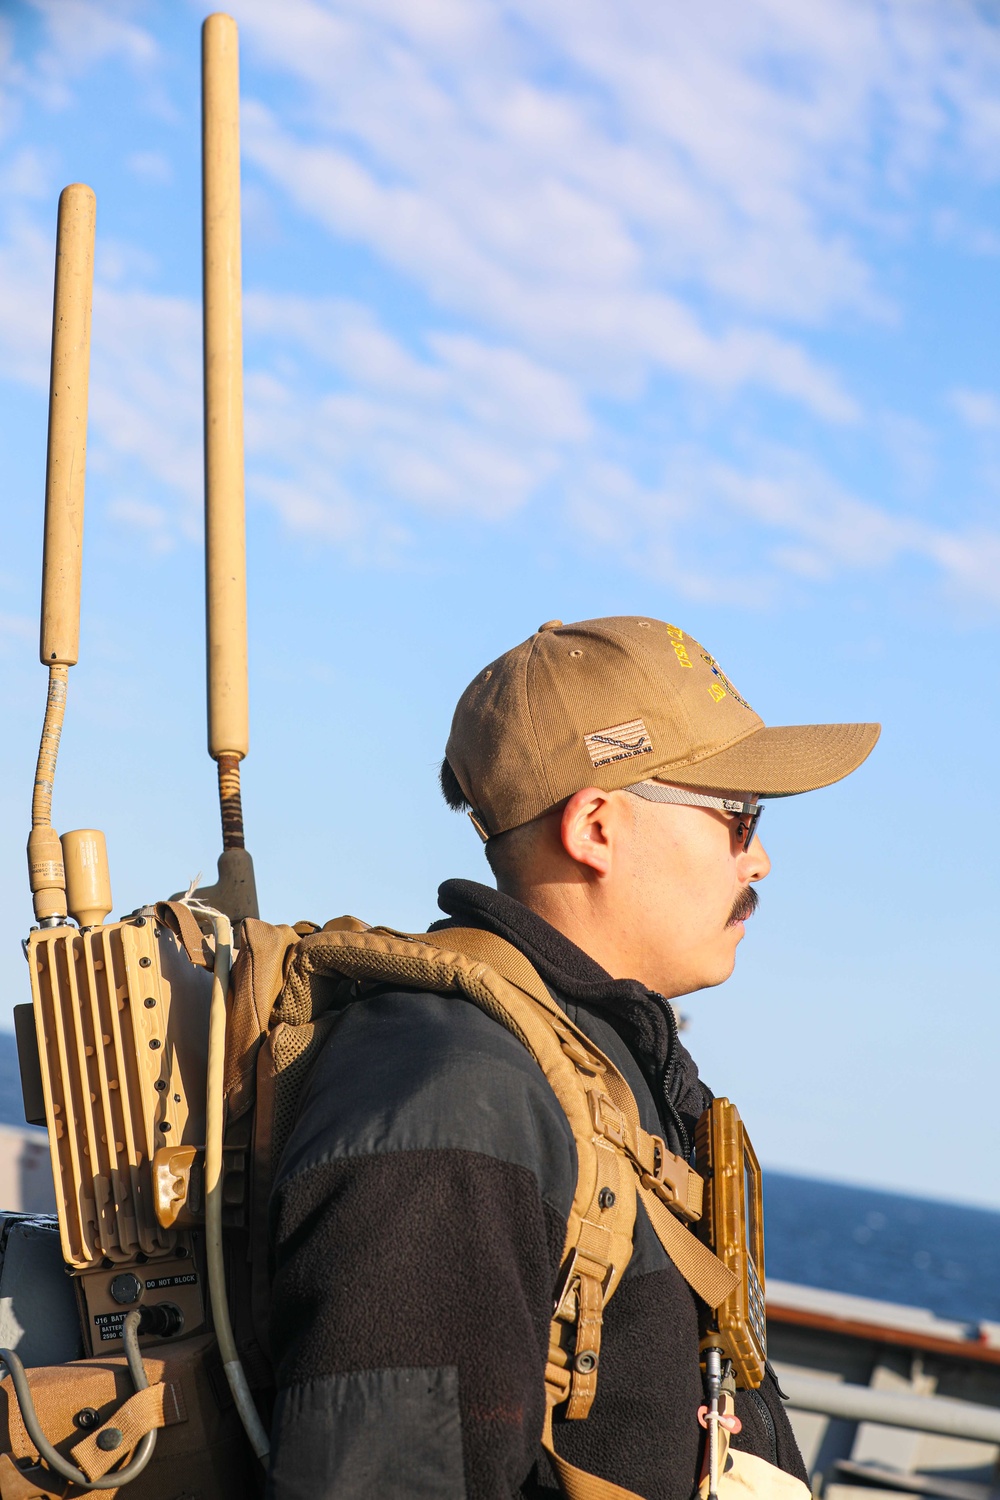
xmin=227 ymin=919 xmax=739 ymax=1500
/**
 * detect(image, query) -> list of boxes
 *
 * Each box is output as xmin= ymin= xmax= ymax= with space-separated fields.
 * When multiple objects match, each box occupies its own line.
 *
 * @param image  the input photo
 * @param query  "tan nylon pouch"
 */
xmin=246 ymin=1013 xmax=339 ymax=1360
xmin=704 ymin=1451 xmax=812 ymax=1500
xmin=69 ymin=1382 xmax=183 ymax=1482
xmin=696 ymin=1394 xmax=812 ymax=1500
xmin=226 ymin=916 xmax=371 ymax=1365
xmin=0 ymin=1334 xmax=253 ymax=1500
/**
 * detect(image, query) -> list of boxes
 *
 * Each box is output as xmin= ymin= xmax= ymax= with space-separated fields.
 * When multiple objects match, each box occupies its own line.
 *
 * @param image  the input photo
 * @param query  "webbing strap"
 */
xmin=437 ymin=927 xmax=737 ymax=1308
xmin=70 ymin=1380 xmax=184 ymax=1481
xmin=636 ymin=1186 xmax=737 ymax=1307
xmin=565 ymin=1255 xmax=604 ymax=1420
xmin=542 ymin=1405 xmax=646 ymax=1500
xmin=155 ymin=900 xmax=213 ymax=968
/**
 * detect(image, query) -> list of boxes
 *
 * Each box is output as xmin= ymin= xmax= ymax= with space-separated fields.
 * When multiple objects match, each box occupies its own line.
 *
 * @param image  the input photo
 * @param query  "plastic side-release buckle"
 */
xmin=635 ymin=1132 xmax=703 ymax=1223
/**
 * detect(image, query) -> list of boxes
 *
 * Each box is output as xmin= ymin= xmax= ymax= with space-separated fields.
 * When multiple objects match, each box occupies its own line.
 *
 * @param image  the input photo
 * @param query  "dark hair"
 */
xmin=439 ymin=757 xmax=470 ymax=812
xmin=438 ymin=757 xmax=540 ymax=885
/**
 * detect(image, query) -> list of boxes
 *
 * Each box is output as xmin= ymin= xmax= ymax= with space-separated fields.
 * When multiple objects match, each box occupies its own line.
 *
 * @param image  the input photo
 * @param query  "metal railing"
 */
xmin=780 ymin=1371 xmax=1000 ymax=1444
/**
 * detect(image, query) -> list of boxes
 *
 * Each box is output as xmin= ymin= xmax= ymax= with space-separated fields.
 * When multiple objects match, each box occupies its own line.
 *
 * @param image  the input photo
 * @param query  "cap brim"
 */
xmin=653 ymin=722 xmax=881 ymax=798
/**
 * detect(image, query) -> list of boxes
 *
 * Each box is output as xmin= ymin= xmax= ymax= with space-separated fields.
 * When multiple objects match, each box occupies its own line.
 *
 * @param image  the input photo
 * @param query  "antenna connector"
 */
xmin=27 ymin=825 xmax=67 ymax=924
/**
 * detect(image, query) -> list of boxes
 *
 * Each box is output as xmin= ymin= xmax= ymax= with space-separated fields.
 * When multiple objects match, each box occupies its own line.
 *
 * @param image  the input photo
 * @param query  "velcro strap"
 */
xmin=638 ymin=1184 xmax=738 ymax=1308
xmin=70 ymin=1380 xmax=185 ymax=1481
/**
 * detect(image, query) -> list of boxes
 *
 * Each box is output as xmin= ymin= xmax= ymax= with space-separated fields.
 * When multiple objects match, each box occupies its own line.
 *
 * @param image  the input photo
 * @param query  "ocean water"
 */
xmin=764 ymin=1170 xmax=1000 ymax=1325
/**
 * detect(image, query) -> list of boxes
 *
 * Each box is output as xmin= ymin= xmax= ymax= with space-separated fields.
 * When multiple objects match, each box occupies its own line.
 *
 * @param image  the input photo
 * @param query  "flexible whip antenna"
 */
xmin=27 ymin=184 xmax=99 ymax=928
xmin=196 ymin=12 xmax=258 ymax=922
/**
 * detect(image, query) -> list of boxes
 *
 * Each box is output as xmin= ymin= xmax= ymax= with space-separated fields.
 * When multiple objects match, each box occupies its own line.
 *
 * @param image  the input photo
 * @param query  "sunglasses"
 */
xmin=624 ymin=781 xmax=764 ymax=852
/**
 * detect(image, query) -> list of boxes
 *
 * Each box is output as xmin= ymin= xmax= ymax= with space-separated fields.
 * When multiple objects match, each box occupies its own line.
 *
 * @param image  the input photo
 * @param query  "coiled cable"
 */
xmin=31 ymin=663 xmax=68 ymax=830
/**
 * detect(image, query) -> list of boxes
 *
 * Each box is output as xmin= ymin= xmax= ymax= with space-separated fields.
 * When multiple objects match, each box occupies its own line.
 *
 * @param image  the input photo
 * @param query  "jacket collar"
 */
xmin=433 ymin=878 xmax=710 ymax=1156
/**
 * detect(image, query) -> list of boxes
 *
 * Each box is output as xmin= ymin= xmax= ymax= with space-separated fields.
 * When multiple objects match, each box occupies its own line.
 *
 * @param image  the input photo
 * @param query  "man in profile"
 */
xmin=266 ymin=615 xmax=879 ymax=1500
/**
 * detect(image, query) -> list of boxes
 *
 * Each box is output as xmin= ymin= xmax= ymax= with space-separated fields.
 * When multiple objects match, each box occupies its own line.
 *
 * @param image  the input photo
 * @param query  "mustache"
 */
xmin=728 ymin=885 xmax=759 ymax=926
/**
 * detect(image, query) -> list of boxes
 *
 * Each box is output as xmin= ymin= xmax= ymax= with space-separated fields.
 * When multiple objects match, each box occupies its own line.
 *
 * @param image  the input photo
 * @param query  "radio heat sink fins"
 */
xmin=27 ymin=916 xmax=211 ymax=1269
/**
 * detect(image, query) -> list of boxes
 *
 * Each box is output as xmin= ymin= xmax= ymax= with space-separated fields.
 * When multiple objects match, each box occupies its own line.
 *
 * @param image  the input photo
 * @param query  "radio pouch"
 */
xmin=0 ymin=1335 xmax=253 ymax=1500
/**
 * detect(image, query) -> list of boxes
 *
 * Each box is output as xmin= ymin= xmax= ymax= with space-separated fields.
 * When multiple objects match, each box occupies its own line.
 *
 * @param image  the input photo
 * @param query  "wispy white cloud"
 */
xmin=238 ymin=84 xmax=858 ymax=421
xmin=105 ymin=497 xmax=175 ymax=553
xmin=230 ymin=0 xmax=1000 ymax=323
xmin=243 ymin=294 xmax=572 ymax=524
xmin=0 ymin=205 xmax=202 ymax=542
xmin=950 ymin=388 xmax=1000 ymax=433
xmin=25 ymin=0 xmax=158 ymax=109
xmin=215 ymin=0 xmax=999 ymax=443
xmin=573 ymin=443 xmax=1000 ymax=606
xmin=125 ymin=150 xmax=172 ymax=185
xmin=3 ymin=0 xmax=1000 ymax=610
xmin=87 ymin=286 xmax=202 ymax=531
xmin=0 ymin=147 xmax=49 ymax=199
xmin=0 ymin=213 xmax=55 ymax=388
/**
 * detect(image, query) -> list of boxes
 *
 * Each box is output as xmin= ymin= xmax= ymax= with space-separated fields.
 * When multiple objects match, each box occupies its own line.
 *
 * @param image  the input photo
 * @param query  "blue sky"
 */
xmin=1 ymin=0 xmax=998 ymax=1206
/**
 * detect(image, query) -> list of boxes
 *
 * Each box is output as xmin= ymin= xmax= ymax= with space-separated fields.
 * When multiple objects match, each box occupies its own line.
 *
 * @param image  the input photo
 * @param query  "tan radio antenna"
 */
xmin=28 ymin=183 xmax=112 ymax=932
xmin=194 ymin=12 xmax=258 ymax=922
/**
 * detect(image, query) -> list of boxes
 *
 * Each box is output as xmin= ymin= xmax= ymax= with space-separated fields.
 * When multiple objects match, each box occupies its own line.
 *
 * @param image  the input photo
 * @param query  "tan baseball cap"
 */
xmin=445 ymin=615 xmax=880 ymax=836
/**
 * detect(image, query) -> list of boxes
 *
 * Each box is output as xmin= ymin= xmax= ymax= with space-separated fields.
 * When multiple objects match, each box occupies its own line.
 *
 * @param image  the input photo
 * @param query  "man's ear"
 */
xmin=559 ymin=786 xmax=617 ymax=876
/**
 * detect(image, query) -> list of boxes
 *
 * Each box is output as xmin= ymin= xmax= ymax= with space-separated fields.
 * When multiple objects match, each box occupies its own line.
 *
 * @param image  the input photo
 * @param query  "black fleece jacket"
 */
xmin=265 ymin=880 xmax=806 ymax=1500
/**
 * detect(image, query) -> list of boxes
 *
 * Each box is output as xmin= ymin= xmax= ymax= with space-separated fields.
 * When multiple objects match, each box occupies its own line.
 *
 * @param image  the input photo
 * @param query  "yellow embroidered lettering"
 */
xmin=701 ymin=651 xmax=754 ymax=711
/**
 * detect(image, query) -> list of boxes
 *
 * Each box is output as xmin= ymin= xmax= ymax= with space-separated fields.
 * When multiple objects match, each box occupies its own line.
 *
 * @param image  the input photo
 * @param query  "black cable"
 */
xmin=0 ymin=1309 xmax=158 ymax=1490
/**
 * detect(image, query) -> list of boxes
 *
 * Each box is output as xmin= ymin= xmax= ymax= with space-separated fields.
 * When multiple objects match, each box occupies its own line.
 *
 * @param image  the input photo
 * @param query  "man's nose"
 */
xmin=744 ymin=837 xmax=770 ymax=881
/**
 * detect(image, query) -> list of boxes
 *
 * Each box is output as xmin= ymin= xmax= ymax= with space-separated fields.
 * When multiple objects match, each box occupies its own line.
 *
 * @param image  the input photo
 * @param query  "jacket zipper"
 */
xmin=649 ymin=990 xmax=690 ymax=1158
xmin=748 ymin=1387 xmax=778 ymax=1466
